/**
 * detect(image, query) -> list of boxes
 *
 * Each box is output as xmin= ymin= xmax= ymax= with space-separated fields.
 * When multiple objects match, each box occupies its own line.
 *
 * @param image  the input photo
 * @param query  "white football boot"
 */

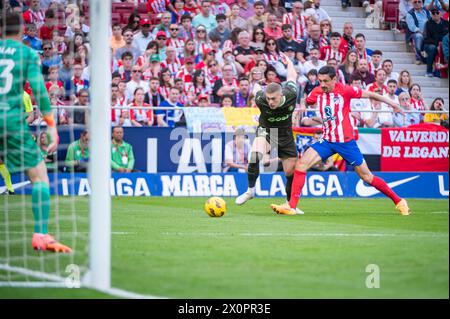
xmin=235 ymin=188 xmax=255 ymax=205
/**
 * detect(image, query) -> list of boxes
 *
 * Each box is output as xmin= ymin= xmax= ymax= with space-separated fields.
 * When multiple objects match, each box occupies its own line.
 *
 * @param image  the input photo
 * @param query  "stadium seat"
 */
xmin=112 ymin=12 xmax=122 ymax=25
xmin=112 ymin=3 xmax=135 ymax=15
xmin=382 ymin=0 xmax=400 ymax=23
xmin=137 ymin=3 xmax=148 ymax=14
xmin=120 ymin=14 xmax=130 ymax=26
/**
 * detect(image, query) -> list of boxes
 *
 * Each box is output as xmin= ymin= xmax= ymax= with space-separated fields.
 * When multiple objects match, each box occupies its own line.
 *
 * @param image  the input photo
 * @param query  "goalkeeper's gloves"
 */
xmin=43 ymin=113 xmax=59 ymax=153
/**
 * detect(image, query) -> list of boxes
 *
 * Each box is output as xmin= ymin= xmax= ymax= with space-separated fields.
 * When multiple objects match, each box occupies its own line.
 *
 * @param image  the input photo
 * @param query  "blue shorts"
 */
xmin=310 ymin=139 xmax=365 ymax=167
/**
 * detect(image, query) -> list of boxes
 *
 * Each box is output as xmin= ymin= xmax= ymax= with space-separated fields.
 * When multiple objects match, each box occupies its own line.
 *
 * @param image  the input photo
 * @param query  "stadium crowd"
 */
xmin=1 ymin=0 xmax=448 ymax=129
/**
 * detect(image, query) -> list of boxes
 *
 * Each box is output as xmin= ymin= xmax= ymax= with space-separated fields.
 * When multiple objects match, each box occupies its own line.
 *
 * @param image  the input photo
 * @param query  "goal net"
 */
xmin=0 ymin=0 xmax=111 ymax=290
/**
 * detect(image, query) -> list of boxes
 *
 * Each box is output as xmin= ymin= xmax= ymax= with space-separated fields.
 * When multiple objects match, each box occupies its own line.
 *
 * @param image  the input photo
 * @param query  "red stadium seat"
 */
xmin=120 ymin=14 xmax=130 ymax=26
xmin=112 ymin=12 xmax=122 ymax=25
xmin=137 ymin=3 xmax=148 ymax=14
xmin=382 ymin=0 xmax=400 ymax=23
xmin=112 ymin=3 xmax=135 ymax=15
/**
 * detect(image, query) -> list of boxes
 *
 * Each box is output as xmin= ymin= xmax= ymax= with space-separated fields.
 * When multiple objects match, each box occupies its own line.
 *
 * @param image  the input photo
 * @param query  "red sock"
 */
xmin=289 ymin=170 xmax=306 ymax=209
xmin=370 ymin=176 xmax=402 ymax=205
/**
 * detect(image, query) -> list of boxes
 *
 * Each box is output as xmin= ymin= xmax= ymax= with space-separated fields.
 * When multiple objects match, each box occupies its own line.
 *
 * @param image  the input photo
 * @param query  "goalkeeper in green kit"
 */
xmin=0 ymin=13 xmax=71 ymax=253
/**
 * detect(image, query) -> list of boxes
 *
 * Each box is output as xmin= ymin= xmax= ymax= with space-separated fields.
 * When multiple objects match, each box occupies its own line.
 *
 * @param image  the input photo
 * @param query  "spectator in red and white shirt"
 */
xmin=282 ymin=1 xmax=307 ymax=41
xmin=147 ymin=0 xmax=176 ymax=15
xmin=176 ymin=56 xmax=197 ymax=92
xmin=194 ymin=25 xmax=212 ymax=58
xmin=130 ymin=87 xmax=154 ymax=127
xmin=166 ymin=24 xmax=185 ymax=58
xmin=264 ymin=37 xmax=283 ymax=68
xmin=370 ymin=50 xmax=384 ymax=74
xmin=125 ymin=66 xmax=149 ymax=104
xmin=160 ymin=46 xmax=182 ymax=77
xmin=67 ymin=63 xmax=89 ymax=101
xmin=159 ymin=68 xmax=174 ymax=100
xmin=45 ymin=65 xmax=64 ymax=93
xmin=23 ymin=0 xmax=45 ymax=29
xmin=409 ymin=83 xmax=427 ymax=111
xmin=320 ymin=32 xmax=345 ymax=64
xmin=367 ymin=69 xmax=388 ymax=95
xmin=339 ymin=22 xmax=355 ymax=57
xmin=192 ymin=69 xmax=212 ymax=96
xmin=111 ymin=84 xmax=127 ymax=127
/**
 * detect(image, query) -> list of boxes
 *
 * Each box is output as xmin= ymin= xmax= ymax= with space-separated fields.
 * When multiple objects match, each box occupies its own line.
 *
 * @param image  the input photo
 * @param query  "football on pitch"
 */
xmin=204 ymin=197 xmax=227 ymax=217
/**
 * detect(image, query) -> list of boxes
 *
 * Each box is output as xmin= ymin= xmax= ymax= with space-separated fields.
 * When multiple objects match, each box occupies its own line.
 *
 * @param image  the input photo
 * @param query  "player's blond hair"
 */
xmin=266 ymin=83 xmax=282 ymax=95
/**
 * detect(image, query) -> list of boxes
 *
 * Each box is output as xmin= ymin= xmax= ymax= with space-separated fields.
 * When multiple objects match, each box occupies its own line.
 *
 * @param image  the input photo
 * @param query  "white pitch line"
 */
xmin=161 ymin=232 xmax=449 ymax=238
xmin=0 ymin=263 xmax=167 ymax=299
xmin=429 ymin=211 xmax=449 ymax=214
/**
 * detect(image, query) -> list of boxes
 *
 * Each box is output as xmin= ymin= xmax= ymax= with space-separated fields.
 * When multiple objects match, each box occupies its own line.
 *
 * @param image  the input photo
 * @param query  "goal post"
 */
xmin=84 ymin=0 xmax=112 ymax=291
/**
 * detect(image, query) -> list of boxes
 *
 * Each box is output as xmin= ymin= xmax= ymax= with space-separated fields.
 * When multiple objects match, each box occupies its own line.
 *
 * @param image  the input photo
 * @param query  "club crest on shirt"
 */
xmin=323 ymin=105 xmax=336 ymax=122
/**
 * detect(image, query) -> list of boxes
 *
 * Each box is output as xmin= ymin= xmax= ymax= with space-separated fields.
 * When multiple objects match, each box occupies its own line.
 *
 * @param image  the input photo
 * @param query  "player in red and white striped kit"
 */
xmin=271 ymin=66 xmax=411 ymax=216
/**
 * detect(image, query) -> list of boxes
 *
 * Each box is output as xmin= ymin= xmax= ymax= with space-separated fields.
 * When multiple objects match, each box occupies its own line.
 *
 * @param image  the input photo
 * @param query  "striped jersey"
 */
xmin=282 ymin=13 xmax=307 ymax=41
xmin=306 ymin=83 xmax=363 ymax=142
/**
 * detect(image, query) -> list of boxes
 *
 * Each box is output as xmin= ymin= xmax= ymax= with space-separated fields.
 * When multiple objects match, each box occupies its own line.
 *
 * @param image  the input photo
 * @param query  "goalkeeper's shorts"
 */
xmin=0 ymin=123 xmax=43 ymax=174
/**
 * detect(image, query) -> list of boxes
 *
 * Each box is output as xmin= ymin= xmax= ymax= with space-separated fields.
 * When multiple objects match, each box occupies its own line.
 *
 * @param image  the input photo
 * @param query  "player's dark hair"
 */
xmin=318 ymin=66 xmax=336 ymax=78
xmin=387 ymin=79 xmax=397 ymax=85
xmin=281 ymin=24 xmax=292 ymax=31
xmin=382 ymin=59 xmax=393 ymax=66
xmin=1 ymin=12 xmax=23 ymax=36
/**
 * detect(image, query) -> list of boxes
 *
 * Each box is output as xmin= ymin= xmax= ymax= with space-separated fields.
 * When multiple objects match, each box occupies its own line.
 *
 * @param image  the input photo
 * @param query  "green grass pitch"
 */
xmin=0 ymin=196 xmax=448 ymax=298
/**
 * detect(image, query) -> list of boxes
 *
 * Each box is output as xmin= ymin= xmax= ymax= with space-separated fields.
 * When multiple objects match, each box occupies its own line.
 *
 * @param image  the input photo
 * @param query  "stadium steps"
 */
xmin=322 ymin=0 xmax=449 ymax=107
